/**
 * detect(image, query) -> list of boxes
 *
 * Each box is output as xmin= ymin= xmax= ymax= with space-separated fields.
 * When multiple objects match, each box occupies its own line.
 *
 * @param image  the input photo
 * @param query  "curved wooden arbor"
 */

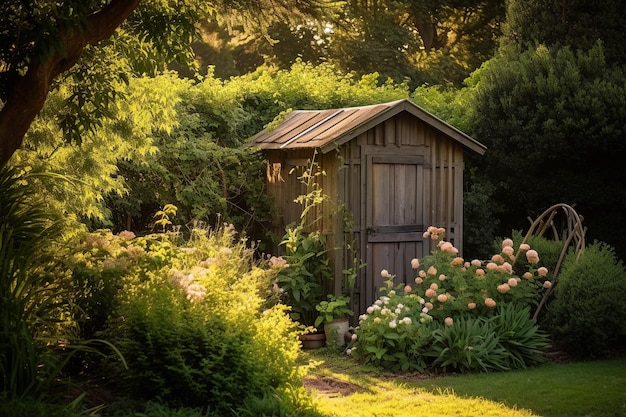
xmin=515 ymin=203 xmax=586 ymax=320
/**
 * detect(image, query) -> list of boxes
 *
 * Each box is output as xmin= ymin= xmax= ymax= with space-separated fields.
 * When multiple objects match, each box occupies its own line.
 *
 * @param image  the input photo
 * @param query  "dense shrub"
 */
xmin=93 ymin=225 xmax=302 ymax=413
xmin=105 ymin=276 xmax=263 ymax=410
xmin=547 ymin=241 xmax=626 ymax=357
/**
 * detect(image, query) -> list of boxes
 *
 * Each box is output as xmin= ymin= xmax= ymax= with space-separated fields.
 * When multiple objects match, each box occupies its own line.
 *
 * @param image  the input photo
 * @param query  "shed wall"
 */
xmin=263 ymin=111 xmax=466 ymax=316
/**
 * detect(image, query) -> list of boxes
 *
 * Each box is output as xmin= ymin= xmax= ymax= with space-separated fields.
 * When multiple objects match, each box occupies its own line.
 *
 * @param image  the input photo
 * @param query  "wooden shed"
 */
xmin=250 ymin=99 xmax=486 ymax=316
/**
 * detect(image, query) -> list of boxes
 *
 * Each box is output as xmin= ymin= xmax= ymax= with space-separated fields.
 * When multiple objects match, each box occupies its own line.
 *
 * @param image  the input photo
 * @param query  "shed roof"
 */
xmin=249 ymin=99 xmax=486 ymax=155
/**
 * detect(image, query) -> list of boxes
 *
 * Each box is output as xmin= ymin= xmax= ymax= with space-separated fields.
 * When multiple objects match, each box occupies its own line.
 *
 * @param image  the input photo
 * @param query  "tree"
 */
xmin=467 ymin=42 xmax=626 ymax=259
xmin=0 ymin=0 xmax=201 ymax=166
xmin=11 ymin=72 xmax=183 ymax=229
xmin=185 ymin=0 xmax=505 ymax=87
xmin=0 ymin=0 xmax=337 ymax=167
xmin=504 ymin=0 xmax=626 ymax=66
xmin=324 ymin=0 xmax=505 ymax=87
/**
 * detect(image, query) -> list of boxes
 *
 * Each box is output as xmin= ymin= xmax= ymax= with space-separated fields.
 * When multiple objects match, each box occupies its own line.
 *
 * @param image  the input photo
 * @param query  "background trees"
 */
xmin=0 ymin=0 xmax=337 ymax=166
xmin=192 ymin=0 xmax=505 ymax=88
xmin=461 ymin=0 xmax=626 ymax=259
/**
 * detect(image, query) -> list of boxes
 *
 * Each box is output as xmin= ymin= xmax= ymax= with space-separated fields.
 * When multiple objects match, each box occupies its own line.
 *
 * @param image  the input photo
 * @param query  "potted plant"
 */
xmin=315 ymin=294 xmax=354 ymax=347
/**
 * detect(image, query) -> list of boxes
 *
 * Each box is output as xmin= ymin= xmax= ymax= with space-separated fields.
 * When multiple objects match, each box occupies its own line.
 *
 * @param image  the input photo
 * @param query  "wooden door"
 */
xmin=364 ymin=154 xmax=427 ymax=307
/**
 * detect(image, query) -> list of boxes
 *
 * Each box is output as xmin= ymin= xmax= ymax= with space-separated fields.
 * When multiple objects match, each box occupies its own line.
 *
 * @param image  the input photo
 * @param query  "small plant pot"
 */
xmin=324 ymin=318 xmax=350 ymax=347
xmin=299 ymin=332 xmax=326 ymax=349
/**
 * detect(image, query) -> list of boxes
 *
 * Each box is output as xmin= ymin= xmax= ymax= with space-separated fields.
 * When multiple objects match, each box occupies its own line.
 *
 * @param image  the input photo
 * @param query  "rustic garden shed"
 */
xmin=250 ymin=99 xmax=486 ymax=316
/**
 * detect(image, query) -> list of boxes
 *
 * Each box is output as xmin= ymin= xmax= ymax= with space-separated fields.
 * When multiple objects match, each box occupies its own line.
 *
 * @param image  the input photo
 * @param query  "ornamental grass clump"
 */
xmin=352 ymin=226 xmax=551 ymax=372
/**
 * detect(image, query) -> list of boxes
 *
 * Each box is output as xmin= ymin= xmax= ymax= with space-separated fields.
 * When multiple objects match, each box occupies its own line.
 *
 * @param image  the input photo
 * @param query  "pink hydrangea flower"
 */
xmin=428 ymin=266 xmax=438 ymax=276
xmin=484 ymin=298 xmax=497 ymax=308
xmin=440 ymin=241 xmax=459 ymax=254
xmin=526 ymin=249 xmax=540 ymax=264
xmin=381 ymin=269 xmax=391 ymax=278
xmin=497 ymin=283 xmax=511 ymax=294
xmin=475 ymin=268 xmax=485 ymax=277
xmin=404 ymin=285 xmax=412 ymax=293
xmin=444 ymin=317 xmax=454 ymax=327
xmin=537 ymin=267 xmax=548 ymax=277
xmin=437 ymin=293 xmax=448 ymax=303
xmin=519 ymin=243 xmax=531 ymax=251
xmin=425 ymin=302 xmax=434 ymax=311
xmin=498 ymin=262 xmax=513 ymax=274
xmin=543 ymin=281 xmax=552 ymax=289
xmin=471 ymin=259 xmax=482 ymax=267
xmin=411 ymin=258 xmax=420 ymax=269
xmin=467 ymin=302 xmax=476 ymax=310
xmin=508 ymin=277 xmax=519 ymax=287
xmin=502 ymin=245 xmax=514 ymax=257
xmin=491 ymin=254 xmax=504 ymax=264
xmin=425 ymin=288 xmax=437 ymax=298
xmin=415 ymin=277 xmax=423 ymax=284
xmin=439 ymin=274 xmax=447 ymax=281
xmin=451 ymin=257 xmax=464 ymax=266
xmin=430 ymin=283 xmax=438 ymax=290
xmin=502 ymin=238 xmax=514 ymax=248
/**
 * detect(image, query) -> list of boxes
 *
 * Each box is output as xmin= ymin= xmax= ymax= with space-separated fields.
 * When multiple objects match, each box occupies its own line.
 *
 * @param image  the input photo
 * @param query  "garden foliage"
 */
xmin=61 ymin=224 xmax=306 ymax=413
xmin=547 ymin=241 xmax=626 ymax=357
xmin=0 ymin=167 xmax=66 ymax=399
xmin=352 ymin=227 xmax=551 ymax=372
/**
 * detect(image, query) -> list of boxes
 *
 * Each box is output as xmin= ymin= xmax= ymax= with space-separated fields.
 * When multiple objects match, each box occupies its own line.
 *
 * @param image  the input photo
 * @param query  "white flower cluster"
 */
xmin=359 ymin=293 xmax=418 ymax=329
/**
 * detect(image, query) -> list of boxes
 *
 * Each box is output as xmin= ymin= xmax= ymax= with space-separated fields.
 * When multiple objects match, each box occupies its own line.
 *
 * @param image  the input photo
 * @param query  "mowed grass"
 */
xmin=304 ymin=350 xmax=626 ymax=417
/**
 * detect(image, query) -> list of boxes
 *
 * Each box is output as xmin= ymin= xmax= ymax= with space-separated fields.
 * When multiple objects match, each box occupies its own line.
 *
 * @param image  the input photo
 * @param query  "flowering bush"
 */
xmin=67 ymin=224 xmax=303 ymax=412
xmin=351 ymin=226 xmax=551 ymax=372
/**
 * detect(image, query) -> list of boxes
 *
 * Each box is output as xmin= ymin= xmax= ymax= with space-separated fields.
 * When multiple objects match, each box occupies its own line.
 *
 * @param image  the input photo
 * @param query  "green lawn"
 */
xmin=304 ymin=350 xmax=626 ymax=417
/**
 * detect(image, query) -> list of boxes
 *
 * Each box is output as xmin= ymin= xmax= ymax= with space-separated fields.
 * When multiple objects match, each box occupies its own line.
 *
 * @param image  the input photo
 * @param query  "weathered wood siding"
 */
xmin=264 ymin=112 xmax=466 ymax=317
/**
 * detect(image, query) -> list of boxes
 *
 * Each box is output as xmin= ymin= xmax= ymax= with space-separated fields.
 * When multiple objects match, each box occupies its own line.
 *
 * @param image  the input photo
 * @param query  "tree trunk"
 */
xmin=0 ymin=0 xmax=141 ymax=167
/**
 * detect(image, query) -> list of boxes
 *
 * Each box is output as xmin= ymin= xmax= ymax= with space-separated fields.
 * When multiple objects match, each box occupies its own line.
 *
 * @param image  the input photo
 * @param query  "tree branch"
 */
xmin=0 ymin=0 xmax=141 ymax=167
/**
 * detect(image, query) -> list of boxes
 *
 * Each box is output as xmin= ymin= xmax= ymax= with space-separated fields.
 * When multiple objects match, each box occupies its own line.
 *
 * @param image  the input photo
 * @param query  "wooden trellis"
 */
xmin=516 ymin=203 xmax=586 ymax=320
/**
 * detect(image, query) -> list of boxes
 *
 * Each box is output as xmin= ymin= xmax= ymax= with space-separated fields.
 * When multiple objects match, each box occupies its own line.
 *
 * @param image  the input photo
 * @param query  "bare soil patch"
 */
xmin=304 ymin=376 xmax=364 ymax=396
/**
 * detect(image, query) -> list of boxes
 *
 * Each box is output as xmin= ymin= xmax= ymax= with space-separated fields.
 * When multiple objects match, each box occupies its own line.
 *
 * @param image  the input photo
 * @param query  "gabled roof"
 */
xmin=249 ymin=99 xmax=486 ymax=155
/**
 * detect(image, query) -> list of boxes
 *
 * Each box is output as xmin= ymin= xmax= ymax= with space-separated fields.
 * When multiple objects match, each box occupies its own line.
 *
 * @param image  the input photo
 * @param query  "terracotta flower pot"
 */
xmin=299 ymin=332 xmax=326 ymax=349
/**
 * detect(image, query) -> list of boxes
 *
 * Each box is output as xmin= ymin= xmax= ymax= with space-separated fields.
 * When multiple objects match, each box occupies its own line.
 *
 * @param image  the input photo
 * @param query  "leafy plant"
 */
xmin=153 ymin=204 xmax=178 ymax=233
xmin=353 ymin=226 xmax=552 ymax=372
xmin=100 ymin=224 xmax=304 ymax=411
xmin=547 ymin=241 xmax=626 ymax=357
xmin=314 ymin=295 xmax=354 ymax=327
xmin=427 ymin=316 xmax=509 ymax=373
xmin=490 ymin=304 xmax=550 ymax=369
xmin=276 ymin=157 xmax=333 ymax=328
xmin=276 ymin=229 xmax=332 ymax=327
xmin=0 ymin=167 xmax=65 ymax=398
